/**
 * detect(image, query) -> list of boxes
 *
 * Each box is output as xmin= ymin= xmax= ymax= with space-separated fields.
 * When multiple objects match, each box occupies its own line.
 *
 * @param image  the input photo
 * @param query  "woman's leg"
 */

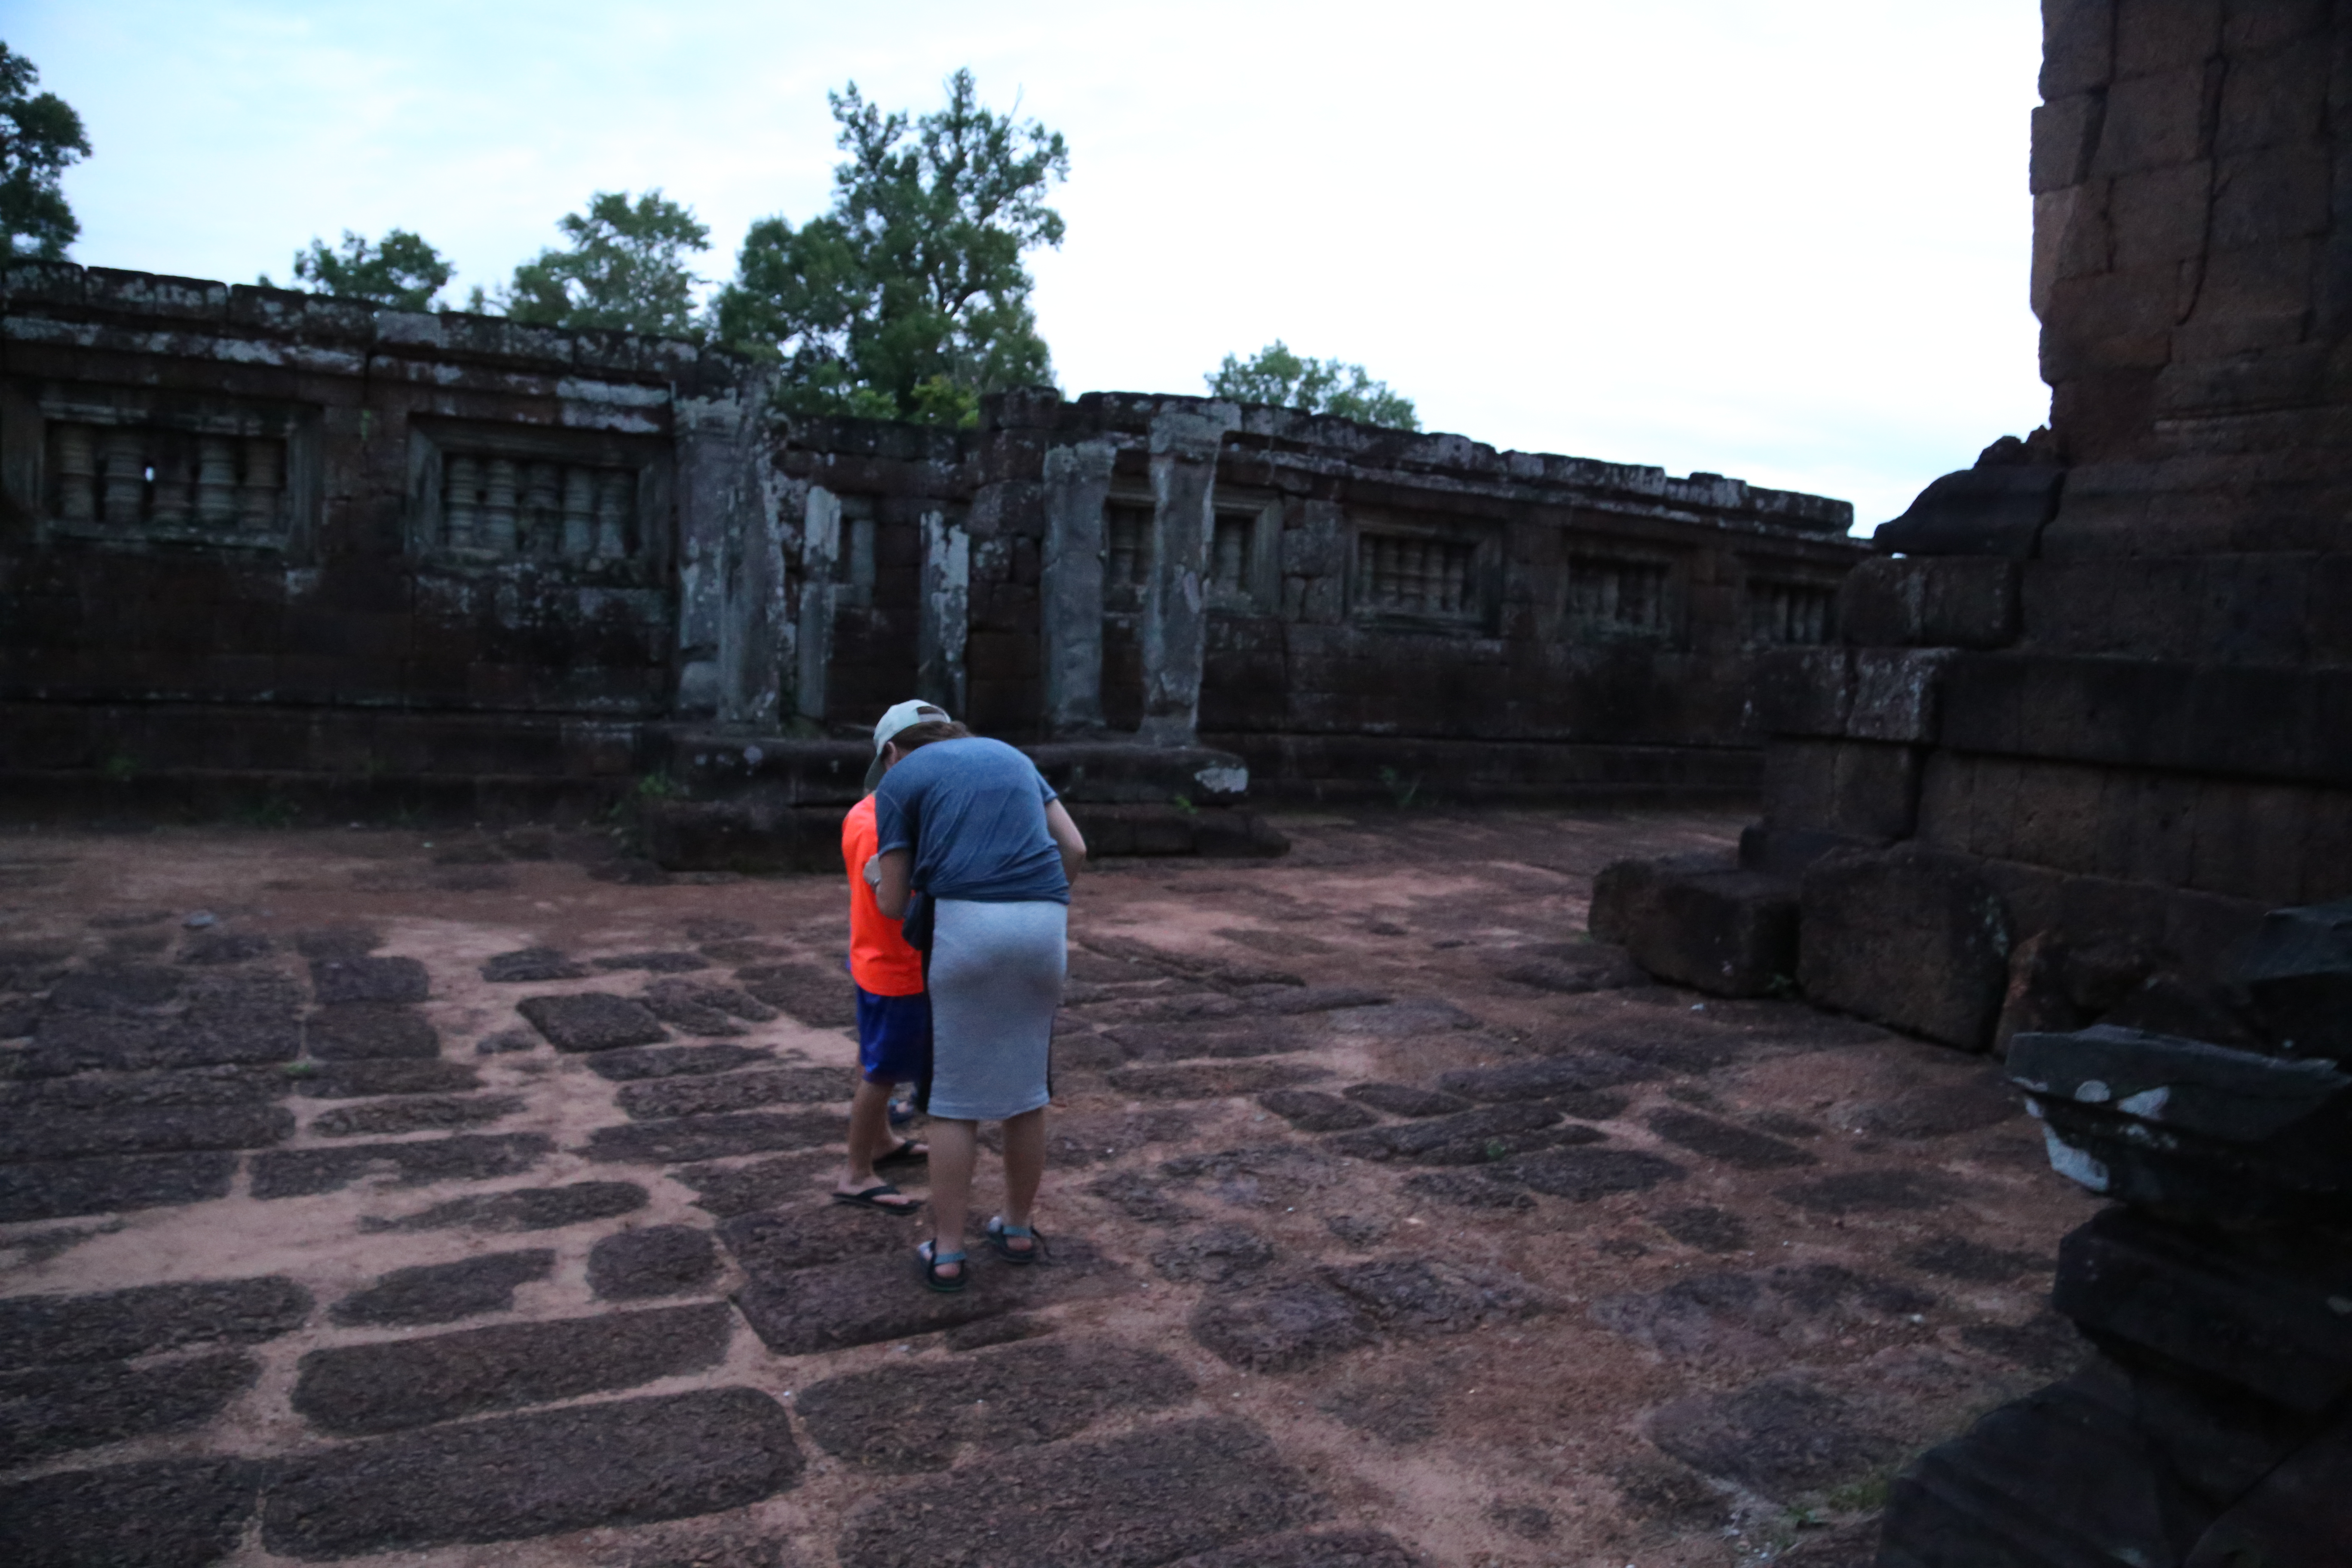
xmin=998 ymin=1105 xmax=1045 ymax=1255
xmin=925 ymin=1116 xmax=979 ymax=1278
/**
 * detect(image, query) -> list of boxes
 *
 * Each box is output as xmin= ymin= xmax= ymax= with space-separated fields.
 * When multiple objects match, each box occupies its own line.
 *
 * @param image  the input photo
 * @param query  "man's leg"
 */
xmin=836 ymin=1078 xmax=917 ymax=1211
xmin=997 ymin=1105 xmax=1045 ymax=1256
xmin=924 ymin=1116 xmax=978 ymax=1279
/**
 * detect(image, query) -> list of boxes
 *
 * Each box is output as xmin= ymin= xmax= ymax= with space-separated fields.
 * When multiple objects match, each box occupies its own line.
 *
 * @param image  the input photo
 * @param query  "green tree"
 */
xmin=274 ymin=228 xmax=455 ymax=310
xmin=713 ymin=69 xmax=1069 ymax=426
xmin=0 ymin=43 xmax=91 ymax=260
xmin=1207 ymin=340 xmax=1420 ymax=430
xmin=504 ymin=190 xmax=709 ymax=336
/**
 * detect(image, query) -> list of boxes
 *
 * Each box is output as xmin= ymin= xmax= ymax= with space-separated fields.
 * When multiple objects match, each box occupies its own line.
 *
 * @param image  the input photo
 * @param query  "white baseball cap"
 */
xmin=864 ymin=699 xmax=952 ymax=791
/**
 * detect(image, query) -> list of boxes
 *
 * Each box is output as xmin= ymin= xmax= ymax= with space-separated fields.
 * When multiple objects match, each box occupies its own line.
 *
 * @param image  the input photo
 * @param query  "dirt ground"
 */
xmin=0 ymin=808 xmax=2100 ymax=1568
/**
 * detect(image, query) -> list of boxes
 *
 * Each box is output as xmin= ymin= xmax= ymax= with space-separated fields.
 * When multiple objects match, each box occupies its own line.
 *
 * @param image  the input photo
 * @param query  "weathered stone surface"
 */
xmin=251 ymin=1133 xmax=551 ymax=1198
xmin=1109 ymin=1020 xmax=1306 ymax=1063
xmin=330 ymin=1249 xmax=555 ymax=1326
xmin=1256 ymin=1088 xmax=1377 ymax=1131
xmin=289 ymin=1058 xmax=480 ymax=1097
xmin=1191 ymin=1278 xmax=1372 ymax=1370
xmin=1899 ymin=1233 xmax=2042 ymax=1283
xmin=596 ymin=950 xmax=710 ymax=973
xmin=309 ymin=1093 xmax=522 ymax=1138
xmin=735 ymin=965 xmax=856 ymax=1027
xmin=797 ymin=1339 xmax=1194 ymax=1473
xmin=1327 ymin=1103 xmax=1569 ymax=1165
xmin=481 ymin=946 xmax=590 ymax=982
xmin=643 ymin=976 xmax=778 ymax=1031
xmin=1166 ymin=1531 xmax=1429 ymax=1568
xmin=1152 ymin=1225 xmax=1279 ymax=1284
xmin=304 ymin=1004 xmax=439 ymax=1060
xmin=1106 ymin=1060 xmax=1329 ymax=1099
xmin=0 ymin=1275 xmax=311 ymax=1368
xmin=294 ymin=925 xmax=381 ymax=960
xmin=0 ymin=1064 xmax=286 ymax=1112
xmin=1500 ymin=1146 xmax=1687 ymax=1201
xmin=587 ymin=1042 xmax=775 ymax=1081
xmin=616 ymin=1066 xmax=855 ymax=1120
xmin=518 ymin=992 xmax=668 ymax=1052
xmin=589 ymin=1224 xmax=721 ymax=1299
xmin=1344 ymin=1082 xmax=1470 ymax=1118
xmin=717 ymin=1202 xmax=923 ymax=1272
xmin=1645 ymin=1109 xmax=1817 ymax=1170
xmin=263 ymin=1387 xmax=800 ymax=1558
xmin=1323 ymin=1258 xmax=1544 ymax=1334
xmin=0 ymin=1101 xmax=292 ymax=1163
xmin=362 ymin=1179 xmax=648 ymax=1232
xmin=1799 ymin=846 xmax=2012 ymax=1051
xmin=1399 ymin=1169 xmax=1537 ymax=1210
xmin=1853 ymin=1069 xmax=2020 ymax=1139
xmin=674 ymin=1151 xmax=837 ymax=1217
xmin=1838 ymin=554 xmax=2021 ymax=651
xmin=1159 ymin=1142 xmax=1348 ymax=1206
xmin=2228 ymin=897 xmax=2352 ymax=1063
xmin=1873 ymin=465 xmax=2063 ymax=558
xmin=834 ymin=1415 xmax=1314 ymax=1568
xmin=309 ymin=955 xmax=429 ymax=1006
xmin=1436 ymin=1051 xmax=1663 ymax=1102
xmin=1605 ymin=860 xmax=1802 ymax=998
xmin=729 ymin=1239 xmax=1125 ymax=1356
xmin=0 ymin=1457 xmax=261 ymax=1568
xmin=1777 ymin=1169 xmax=1961 ymax=1214
xmin=1087 ymin=1169 xmax=1202 ymax=1224
xmin=0 ymin=1351 xmax=259 ymax=1465
xmin=584 ymin=1109 xmax=844 ymax=1165
xmin=181 ymin=931 xmax=273 ymax=965
xmin=293 ymin=1302 xmax=734 ymax=1434
xmin=1651 ymin=1374 xmax=1898 ymax=1498
xmin=25 ymin=1004 xmax=301 ymax=1076
xmin=0 ymin=1150 xmax=239 ymax=1222
xmin=1655 ymin=1205 xmax=1751 ymax=1252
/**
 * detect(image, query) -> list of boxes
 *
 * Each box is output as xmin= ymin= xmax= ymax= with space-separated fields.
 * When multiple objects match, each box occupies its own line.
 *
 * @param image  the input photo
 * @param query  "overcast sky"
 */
xmin=11 ymin=1 xmax=2047 ymax=530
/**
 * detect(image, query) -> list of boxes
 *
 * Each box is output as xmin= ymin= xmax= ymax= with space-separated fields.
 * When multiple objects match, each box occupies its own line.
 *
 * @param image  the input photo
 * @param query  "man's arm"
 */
xmin=1044 ymin=799 xmax=1087 ymax=882
xmin=868 ymin=849 xmax=914 ymax=919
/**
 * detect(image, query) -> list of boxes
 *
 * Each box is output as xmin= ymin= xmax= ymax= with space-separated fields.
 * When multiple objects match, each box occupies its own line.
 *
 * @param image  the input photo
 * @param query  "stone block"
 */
xmin=249 ymin=1132 xmax=551 ymax=1199
xmin=1748 ymin=646 xmax=1852 ymax=737
xmin=291 ymin=1302 xmax=733 ymax=1435
xmin=615 ymin=1065 xmax=852 ymax=1120
xmin=515 ymin=992 xmax=667 ymax=1052
xmin=730 ymin=1238 xmax=1127 ymax=1356
xmin=1873 ymin=467 xmax=2065 ymax=558
xmin=1799 ymin=845 xmax=2012 ymax=1050
xmin=1587 ymin=850 xmax=1736 ymax=943
xmin=262 ymin=1387 xmax=799 ymax=1558
xmin=1838 ymin=556 xmax=2020 ymax=649
xmin=0 ymin=1102 xmax=292 ymax=1164
xmin=582 ymin=1109 xmax=844 ymax=1165
xmin=305 ymin=1004 xmax=439 ymax=1060
xmin=1764 ymin=738 xmax=1922 ymax=843
xmin=1596 ymin=853 xmax=1799 ymax=999
xmin=587 ymin=1224 xmax=721 ymax=1299
xmin=0 ymin=1351 xmax=260 ymax=1467
xmin=329 ymin=1250 xmax=555 ymax=1326
xmin=0 ymin=1150 xmax=240 ymax=1222
xmin=361 ymin=1180 xmax=648 ymax=1233
xmin=0 ymin=1276 xmax=311 ymax=1369
xmin=308 ymin=955 xmax=428 ymax=1006
xmin=2226 ymin=896 xmax=2352 ymax=1061
xmin=2039 ymin=0 xmax=2114 ymax=99
xmin=0 ymin=1457 xmax=262 ymax=1568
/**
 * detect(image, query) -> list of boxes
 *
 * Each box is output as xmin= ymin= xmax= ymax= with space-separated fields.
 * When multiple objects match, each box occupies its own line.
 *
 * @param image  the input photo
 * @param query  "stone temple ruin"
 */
xmin=0 ymin=2 xmax=2346 ymax=1564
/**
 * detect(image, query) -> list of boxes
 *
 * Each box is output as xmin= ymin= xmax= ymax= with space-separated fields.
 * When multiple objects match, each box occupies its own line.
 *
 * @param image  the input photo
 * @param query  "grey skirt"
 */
xmin=925 ymin=897 xmax=1066 ymax=1122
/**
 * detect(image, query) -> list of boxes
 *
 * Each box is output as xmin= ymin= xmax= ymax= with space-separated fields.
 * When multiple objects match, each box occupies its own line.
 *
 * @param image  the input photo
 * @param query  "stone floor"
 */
xmin=0 ymin=808 xmax=2101 ymax=1568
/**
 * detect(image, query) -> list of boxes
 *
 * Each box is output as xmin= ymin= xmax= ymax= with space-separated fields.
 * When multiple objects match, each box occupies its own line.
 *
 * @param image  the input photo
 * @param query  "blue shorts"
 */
xmin=854 ymin=986 xmax=932 ymax=1085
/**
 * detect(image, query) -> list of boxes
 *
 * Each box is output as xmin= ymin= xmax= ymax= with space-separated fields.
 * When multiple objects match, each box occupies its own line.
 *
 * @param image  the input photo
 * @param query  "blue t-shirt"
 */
xmin=872 ymin=737 xmax=1069 ymax=905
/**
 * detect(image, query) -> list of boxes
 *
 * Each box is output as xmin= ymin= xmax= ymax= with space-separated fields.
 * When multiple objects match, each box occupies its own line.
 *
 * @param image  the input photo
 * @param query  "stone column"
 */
xmin=674 ymin=371 xmax=779 ymax=723
xmin=795 ymin=486 xmax=840 ymax=725
xmin=1139 ymin=405 xmax=1237 ymax=745
xmin=1040 ymin=439 xmax=1115 ymax=734
xmin=917 ymin=509 xmax=970 ymax=717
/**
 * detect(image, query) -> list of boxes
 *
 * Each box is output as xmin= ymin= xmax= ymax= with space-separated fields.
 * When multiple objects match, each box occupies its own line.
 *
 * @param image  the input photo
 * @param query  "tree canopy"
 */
xmin=276 ymin=228 xmax=455 ymax=311
xmin=1207 ymin=341 xmax=1420 ymax=430
xmin=0 ymin=43 xmax=91 ymax=260
xmin=713 ymin=69 xmax=1069 ymax=426
xmin=504 ymin=190 xmax=710 ymax=337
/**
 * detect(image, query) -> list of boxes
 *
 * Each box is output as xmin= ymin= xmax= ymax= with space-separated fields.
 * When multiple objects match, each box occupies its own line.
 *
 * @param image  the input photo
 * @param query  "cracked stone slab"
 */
xmin=262 ymin=1387 xmax=800 ymax=1558
xmin=731 ymin=1240 xmax=1127 ymax=1357
xmin=0 ymin=1149 xmax=240 ymax=1222
xmin=361 ymin=1180 xmax=648 ymax=1233
xmin=0 ymin=1457 xmax=262 ymax=1568
xmin=0 ymin=1351 xmax=260 ymax=1467
xmin=588 ymin=1043 xmax=775 ymax=1082
xmin=0 ymin=1102 xmax=292 ymax=1164
xmin=616 ymin=1066 xmax=856 ymax=1121
xmin=834 ymin=1415 xmax=1313 ymax=1568
xmin=251 ymin=1133 xmax=551 ymax=1199
xmin=583 ymin=1110 xmax=844 ymax=1165
xmin=0 ymin=1275 xmax=312 ymax=1369
xmin=517 ymin=992 xmax=668 ymax=1052
xmin=292 ymin=1301 xmax=734 ymax=1435
xmin=308 ymin=956 xmax=429 ymax=1006
xmin=329 ymin=1249 xmax=556 ymax=1326
xmin=304 ymin=1005 xmax=440 ymax=1061
xmin=309 ymin=1093 xmax=523 ymax=1138
xmin=589 ymin=1225 xmax=721 ymax=1299
xmin=797 ymin=1338 xmax=1194 ymax=1473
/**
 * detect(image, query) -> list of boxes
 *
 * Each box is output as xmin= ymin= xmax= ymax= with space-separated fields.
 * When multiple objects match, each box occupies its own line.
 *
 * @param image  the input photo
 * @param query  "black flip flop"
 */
xmin=874 ymin=1138 xmax=928 ymax=1168
xmin=833 ymin=1182 xmax=920 ymax=1216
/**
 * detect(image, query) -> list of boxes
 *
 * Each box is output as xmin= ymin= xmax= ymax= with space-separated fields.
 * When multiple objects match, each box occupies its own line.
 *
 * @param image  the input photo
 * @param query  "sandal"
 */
xmin=833 ymin=1182 xmax=920 ymax=1216
xmin=874 ymin=1137 xmax=928 ymax=1168
xmin=985 ymin=1216 xmax=1046 ymax=1264
xmin=918 ymin=1239 xmax=968 ymax=1293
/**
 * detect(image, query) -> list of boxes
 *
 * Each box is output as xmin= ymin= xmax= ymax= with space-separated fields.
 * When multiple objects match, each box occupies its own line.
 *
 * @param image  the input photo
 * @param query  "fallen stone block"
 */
xmin=834 ymin=1415 xmax=1312 ymax=1568
xmin=2227 ymin=897 xmax=2352 ymax=1063
xmin=1617 ymin=864 xmax=1801 ymax=999
xmin=291 ymin=1302 xmax=734 ymax=1435
xmin=262 ymin=1387 xmax=801 ymax=1558
xmin=0 ymin=1457 xmax=261 ymax=1568
xmin=1800 ymin=845 xmax=2012 ymax=1050
xmin=0 ymin=1275 xmax=311 ymax=1369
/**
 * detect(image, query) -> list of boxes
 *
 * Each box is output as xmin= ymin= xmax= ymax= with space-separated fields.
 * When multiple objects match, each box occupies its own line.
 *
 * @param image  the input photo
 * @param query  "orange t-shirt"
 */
xmin=843 ymin=795 xmax=924 ymax=996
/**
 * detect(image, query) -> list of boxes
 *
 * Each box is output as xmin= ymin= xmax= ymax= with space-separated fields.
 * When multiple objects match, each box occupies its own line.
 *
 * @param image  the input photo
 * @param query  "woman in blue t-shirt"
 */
xmin=864 ymin=704 xmax=1087 ymax=1292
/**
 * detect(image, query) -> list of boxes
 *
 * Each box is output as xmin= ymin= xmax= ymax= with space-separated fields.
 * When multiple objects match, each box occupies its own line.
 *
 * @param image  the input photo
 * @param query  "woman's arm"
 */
xmin=869 ymin=849 xmax=914 ymax=919
xmin=1044 ymin=800 xmax=1087 ymax=882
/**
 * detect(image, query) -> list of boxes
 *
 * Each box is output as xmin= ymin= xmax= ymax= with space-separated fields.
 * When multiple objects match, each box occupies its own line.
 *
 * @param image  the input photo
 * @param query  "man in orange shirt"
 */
xmin=833 ymin=711 xmax=938 ymax=1213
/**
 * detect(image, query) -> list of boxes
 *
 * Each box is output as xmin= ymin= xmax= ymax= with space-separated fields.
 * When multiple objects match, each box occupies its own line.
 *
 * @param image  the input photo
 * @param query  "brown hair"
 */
xmin=887 ymin=720 xmax=972 ymax=755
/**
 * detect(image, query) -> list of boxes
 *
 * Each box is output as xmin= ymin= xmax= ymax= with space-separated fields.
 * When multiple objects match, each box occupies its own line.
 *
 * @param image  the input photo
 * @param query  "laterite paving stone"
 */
xmin=249 ymin=1132 xmax=552 ymax=1199
xmin=262 ymin=1387 xmax=801 ymax=1559
xmin=303 ymin=1004 xmax=440 ymax=1061
xmin=582 ymin=1109 xmax=844 ymax=1165
xmin=0 ymin=1275 xmax=312 ymax=1368
xmin=729 ymin=1240 xmax=1127 ymax=1356
xmin=614 ymin=1066 xmax=856 ymax=1120
xmin=0 ymin=1351 xmax=260 ymax=1467
xmin=307 ymin=1093 xmax=523 ymax=1138
xmin=0 ymin=1102 xmax=293 ymax=1163
xmin=0 ymin=1457 xmax=262 ymax=1568
xmin=306 ymin=956 xmax=429 ymax=1006
xmin=587 ymin=1042 xmax=775 ymax=1081
xmin=1166 ymin=1531 xmax=1432 ymax=1568
xmin=359 ymin=1179 xmax=649 ymax=1233
xmin=516 ymin=992 xmax=668 ymax=1052
xmin=0 ymin=1149 xmax=239 ymax=1222
xmin=328 ymin=1249 xmax=557 ymax=1326
xmin=588 ymin=1224 xmax=721 ymax=1299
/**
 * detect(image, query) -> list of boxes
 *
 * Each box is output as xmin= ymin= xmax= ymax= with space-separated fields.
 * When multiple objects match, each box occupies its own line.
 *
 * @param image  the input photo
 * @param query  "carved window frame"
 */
xmin=404 ymin=417 xmax=672 ymax=582
xmin=1344 ymin=508 xmax=1503 ymax=634
xmin=1204 ymin=489 xmax=1282 ymax=616
xmin=1565 ymin=547 xmax=1684 ymax=646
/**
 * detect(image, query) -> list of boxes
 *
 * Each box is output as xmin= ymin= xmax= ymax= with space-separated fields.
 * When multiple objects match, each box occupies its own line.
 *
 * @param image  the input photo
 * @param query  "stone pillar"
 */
xmin=1040 ymin=439 xmax=1115 ymax=735
xmin=672 ymin=369 xmax=779 ymax=723
xmin=795 ymin=486 xmax=840 ymax=725
xmin=917 ymin=509 xmax=970 ymax=718
xmin=1139 ymin=405 xmax=1237 ymax=746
